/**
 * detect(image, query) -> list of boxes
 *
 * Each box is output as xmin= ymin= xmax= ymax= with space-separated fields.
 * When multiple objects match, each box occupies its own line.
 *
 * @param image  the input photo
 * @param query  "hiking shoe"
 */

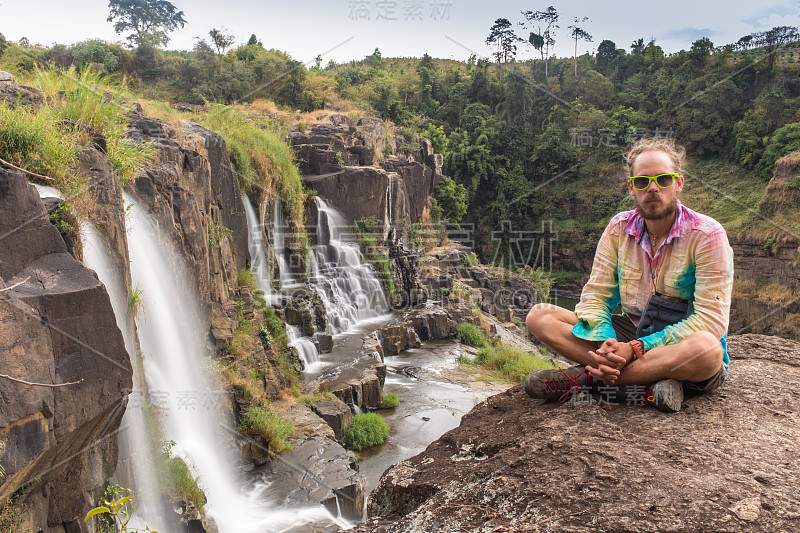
xmin=646 ymin=379 xmax=683 ymax=412
xmin=525 ymin=365 xmax=592 ymax=402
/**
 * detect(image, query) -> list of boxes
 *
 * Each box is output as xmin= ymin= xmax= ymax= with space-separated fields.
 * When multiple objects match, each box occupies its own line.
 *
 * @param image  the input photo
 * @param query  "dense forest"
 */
xmin=1 ymin=11 xmax=799 ymax=275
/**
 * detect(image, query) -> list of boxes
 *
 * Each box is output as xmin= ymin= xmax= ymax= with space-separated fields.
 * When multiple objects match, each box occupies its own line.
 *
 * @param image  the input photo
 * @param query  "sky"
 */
xmin=1 ymin=1 xmax=798 ymax=65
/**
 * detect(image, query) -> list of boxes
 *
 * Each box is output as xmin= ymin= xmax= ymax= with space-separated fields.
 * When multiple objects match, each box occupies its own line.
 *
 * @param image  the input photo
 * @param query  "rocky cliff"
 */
xmin=353 ymin=334 xmax=800 ymax=532
xmin=291 ymin=119 xmax=443 ymax=233
xmin=0 ymin=170 xmax=133 ymax=532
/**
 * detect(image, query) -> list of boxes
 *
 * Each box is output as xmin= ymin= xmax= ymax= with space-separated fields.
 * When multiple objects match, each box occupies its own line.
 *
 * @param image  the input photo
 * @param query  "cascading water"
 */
xmin=242 ymin=197 xmax=278 ymax=306
xmin=310 ymin=196 xmax=388 ymax=334
xmin=244 ymin=196 xmax=322 ymax=368
xmin=81 ymin=222 xmax=171 ymax=532
xmin=271 ymin=198 xmax=303 ymax=292
xmin=126 ymin=193 xmax=342 ymax=531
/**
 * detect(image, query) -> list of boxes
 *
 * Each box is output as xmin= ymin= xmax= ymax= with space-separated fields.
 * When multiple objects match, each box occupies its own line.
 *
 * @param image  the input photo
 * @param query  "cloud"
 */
xmin=753 ymin=14 xmax=800 ymax=29
xmin=742 ymin=4 xmax=798 ymax=26
xmin=660 ymin=27 xmax=723 ymax=43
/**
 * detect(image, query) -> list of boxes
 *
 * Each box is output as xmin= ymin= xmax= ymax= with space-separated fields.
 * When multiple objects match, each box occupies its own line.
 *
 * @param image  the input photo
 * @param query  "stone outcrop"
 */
xmin=352 ymin=334 xmax=800 ymax=532
xmin=424 ymin=243 xmax=542 ymax=323
xmin=288 ymin=439 xmax=366 ymax=519
xmin=307 ymin=356 xmax=387 ymax=412
xmin=292 ymin=120 xmax=443 ymax=234
xmin=0 ymin=70 xmax=44 ymax=109
xmin=0 ymin=170 xmax=132 ymax=532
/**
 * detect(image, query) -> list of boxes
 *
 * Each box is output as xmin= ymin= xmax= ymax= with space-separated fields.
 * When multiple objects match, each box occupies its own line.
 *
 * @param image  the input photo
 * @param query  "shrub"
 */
xmin=461 ymin=252 xmax=479 ymax=267
xmin=239 ymin=404 xmax=295 ymax=454
xmin=342 ymin=412 xmax=389 ymax=451
xmin=456 ymin=322 xmax=488 ymax=348
xmin=154 ymin=441 xmax=207 ymax=516
xmin=381 ymin=391 xmax=399 ymax=408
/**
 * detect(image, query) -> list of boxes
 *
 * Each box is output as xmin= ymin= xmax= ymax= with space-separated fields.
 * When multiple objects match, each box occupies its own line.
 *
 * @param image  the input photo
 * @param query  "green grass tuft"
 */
xmin=239 ymin=404 xmax=295 ymax=454
xmin=342 ymin=412 xmax=390 ymax=451
xmin=381 ymin=391 xmax=399 ymax=408
xmin=456 ymin=323 xmax=488 ymax=348
xmin=473 ymin=344 xmax=556 ymax=383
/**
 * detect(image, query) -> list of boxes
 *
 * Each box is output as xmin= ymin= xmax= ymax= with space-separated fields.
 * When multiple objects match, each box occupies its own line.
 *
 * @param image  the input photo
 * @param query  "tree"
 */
xmin=596 ymin=39 xmax=618 ymax=74
xmin=247 ymin=34 xmax=259 ymax=46
xmin=567 ymin=17 xmax=592 ymax=76
xmin=486 ymin=18 xmax=520 ymax=75
xmin=689 ymin=37 xmax=714 ymax=65
xmin=521 ymin=6 xmax=559 ymax=76
xmin=209 ymin=27 xmax=235 ymax=62
xmin=433 ymin=176 xmax=468 ymax=222
xmin=107 ymin=0 xmax=187 ymax=47
xmin=736 ymin=34 xmax=753 ymax=51
xmin=0 ymin=33 xmax=7 ymax=59
xmin=753 ymin=26 xmax=799 ymax=70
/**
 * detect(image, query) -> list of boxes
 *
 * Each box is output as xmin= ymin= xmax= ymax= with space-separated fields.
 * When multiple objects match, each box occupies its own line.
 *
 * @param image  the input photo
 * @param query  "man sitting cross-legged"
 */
xmin=525 ymin=138 xmax=734 ymax=412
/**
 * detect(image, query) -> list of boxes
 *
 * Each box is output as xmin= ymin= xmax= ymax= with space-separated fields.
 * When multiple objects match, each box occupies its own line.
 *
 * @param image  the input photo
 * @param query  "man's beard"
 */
xmin=635 ymin=194 xmax=677 ymax=221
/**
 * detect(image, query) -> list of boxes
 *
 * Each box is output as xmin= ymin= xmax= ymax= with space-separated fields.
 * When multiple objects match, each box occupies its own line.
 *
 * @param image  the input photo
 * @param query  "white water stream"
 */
xmin=81 ymin=222 xmax=171 ymax=532
xmin=309 ymin=197 xmax=388 ymax=334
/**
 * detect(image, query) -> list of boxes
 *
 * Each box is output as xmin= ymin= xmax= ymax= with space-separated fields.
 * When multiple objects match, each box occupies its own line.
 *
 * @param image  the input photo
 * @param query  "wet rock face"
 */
xmin=354 ymin=334 xmax=800 ymax=532
xmin=0 ymin=170 xmax=132 ymax=532
xmin=287 ymin=438 xmax=366 ymax=520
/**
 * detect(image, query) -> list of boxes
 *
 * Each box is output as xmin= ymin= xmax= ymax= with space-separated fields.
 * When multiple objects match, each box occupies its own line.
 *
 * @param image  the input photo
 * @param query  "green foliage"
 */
xmin=456 ymin=323 xmax=489 ymax=348
xmin=260 ymin=305 xmax=289 ymax=353
xmin=433 ymin=176 xmax=467 ymax=222
xmin=300 ymin=391 xmax=336 ymax=405
xmin=353 ymin=219 xmax=396 ymax=297
xmin=128 ymin=286 xmax=144 ymax=319
xmin=0 ymin=101 xmax=82 ymax=196
xmin=515 ymin=265 xmax=554 ymax=302
xmin=107 ymin=0 xmax=187 ymax=47
xmin=237 ymin=268 xmax=256 ymax=289
xmin=764 ymin=238 xmax=777 ymax=255
xmin=755 ymin=122 xmax=800 ymax=179
xmin=786 ymin=175 xmax=800 ymax=190
xmin=32 ymin=67 xmax=154 ymax=188
xmin=84 ymin=485 xmax=155 ymax=532
xmin=419 ymin=123 xmax=447 ymax=156
xmin=208 ymin=222 xmax=233 ymax=248
xmin=239 ymin=404 xmax=295 ymax=454
xmin=342 ymin=412 xmax=390 ymax=451
xmin=472 ymin=344 xmax=555 ymax=383
xmin=381 ymin=391 xmax=399 ymax=408
xmin=461 ymin=252 xmax=478 ymax=267
xmin=153 ymin=441 xmax=207 ymax=517
xmin=70 ymin=40 xmax=120 ymax=73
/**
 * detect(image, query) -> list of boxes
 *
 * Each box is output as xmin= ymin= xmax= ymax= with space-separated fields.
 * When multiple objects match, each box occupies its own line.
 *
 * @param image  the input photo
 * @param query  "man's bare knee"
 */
xmin=676 ymin=331 xmax=723 ymax=379
xmin=526 ymin=303 xmax=556 ymax=337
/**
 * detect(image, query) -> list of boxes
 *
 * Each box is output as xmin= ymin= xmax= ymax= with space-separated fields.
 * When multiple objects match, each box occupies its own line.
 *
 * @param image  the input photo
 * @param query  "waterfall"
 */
xmin=126 ymin=194 xmax=343 ymax=531
xmin=271 ymin=198 xmax=303 ymax=292
xmin=81 ymin=222 xmax=171 ymax=532
xmin=310 ymin=196 xmax=389 ymax=334
xmin=242 ymin=197 xmax=279 ymax=306
xmin=286 ymin=325 xmax=321 ymax=368
xmin=244 ymin=196 xmax=322 ymax=368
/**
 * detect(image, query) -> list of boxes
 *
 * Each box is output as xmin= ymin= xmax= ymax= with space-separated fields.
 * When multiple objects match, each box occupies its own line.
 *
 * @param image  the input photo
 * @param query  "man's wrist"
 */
xmin=629 ymin=339 xmax=644 ymax=361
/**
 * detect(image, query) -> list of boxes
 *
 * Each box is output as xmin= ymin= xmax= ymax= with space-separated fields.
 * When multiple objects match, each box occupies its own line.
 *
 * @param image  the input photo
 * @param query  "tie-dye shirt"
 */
xmin=572 ymin=200 xmax=733 ymax=369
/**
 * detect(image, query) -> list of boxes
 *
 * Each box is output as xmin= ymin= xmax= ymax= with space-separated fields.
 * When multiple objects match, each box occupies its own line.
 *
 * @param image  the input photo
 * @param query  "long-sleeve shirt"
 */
xmin=572 ymin=200 xmax=734 ymax=371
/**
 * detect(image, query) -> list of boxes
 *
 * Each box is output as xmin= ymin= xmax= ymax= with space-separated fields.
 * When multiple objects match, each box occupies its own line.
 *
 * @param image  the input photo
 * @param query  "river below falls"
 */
xmin=251 ymin=313 xmax=509 ymax=530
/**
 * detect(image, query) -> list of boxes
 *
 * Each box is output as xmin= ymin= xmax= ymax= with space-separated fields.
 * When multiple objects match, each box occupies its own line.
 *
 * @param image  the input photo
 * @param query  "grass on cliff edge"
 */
xmin=0 ymin=67 xmax=153 ymax=211
xmin=458 ymin=337 xmax=556 ymax=384
xmin=239 ymin=404 xmax=295 ymax=454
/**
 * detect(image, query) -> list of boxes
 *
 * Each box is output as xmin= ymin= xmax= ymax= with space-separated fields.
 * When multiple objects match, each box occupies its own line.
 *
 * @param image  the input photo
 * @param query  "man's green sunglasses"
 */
xmin=629 ymin=173 xmax=678 ymax=191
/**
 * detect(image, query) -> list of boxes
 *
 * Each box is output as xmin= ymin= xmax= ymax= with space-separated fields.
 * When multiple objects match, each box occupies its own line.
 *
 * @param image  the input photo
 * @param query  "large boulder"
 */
xmin=288 ymin=438 xmax=366 ymax=519
xmin=354 ymin=334 xmax=800 ymax=532
xmin=0 ymin=170 xmax=132 ymax=532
